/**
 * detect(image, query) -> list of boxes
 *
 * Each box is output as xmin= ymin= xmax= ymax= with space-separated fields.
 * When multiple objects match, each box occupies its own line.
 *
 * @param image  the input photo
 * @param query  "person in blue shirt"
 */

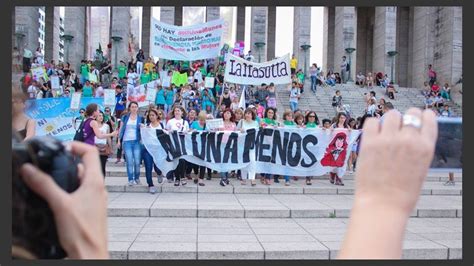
xmin=114 ymin=85 xmax=127 ymax=118
xmin=155 ymin=86 xmax=166 ymax=110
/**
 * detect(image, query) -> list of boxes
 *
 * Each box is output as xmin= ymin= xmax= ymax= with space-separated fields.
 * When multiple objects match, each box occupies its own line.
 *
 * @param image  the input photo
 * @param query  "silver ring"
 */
xmin=402 ymin=114 xmax=422 ymax=129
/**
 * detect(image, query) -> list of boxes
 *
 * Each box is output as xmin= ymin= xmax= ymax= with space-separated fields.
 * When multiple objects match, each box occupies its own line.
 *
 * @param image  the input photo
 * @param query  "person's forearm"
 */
xmin=338 ymin=198 xmax=409 ymax=259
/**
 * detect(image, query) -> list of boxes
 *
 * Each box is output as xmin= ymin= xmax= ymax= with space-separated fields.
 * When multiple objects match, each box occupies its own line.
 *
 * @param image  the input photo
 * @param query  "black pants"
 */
xmin=199 ymin=166 xmax=212 ymax=179
xmin=175 ymin=159 xmax=187 ymax=181
xmin=99 ymin=155 xmax=108 ymax=177
xmin=186 ymin=163 xmax=199 ymax=175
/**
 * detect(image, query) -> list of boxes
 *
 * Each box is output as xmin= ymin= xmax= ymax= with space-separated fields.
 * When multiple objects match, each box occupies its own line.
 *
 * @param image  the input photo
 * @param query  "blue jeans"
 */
xmin=290 ymin=101 xmax=298 ymax=112
xmin=220 ymin=172 xmax=229 ymax=181
xmin=310 ymin=76 xmax=317 ymax=93
xmin=123 ymin=140 xmax=142 ymax=182
xmin=326 ymin=79 xmax=336 ymax=86
xmin=143 ymin=148 xmax=162 ymax=187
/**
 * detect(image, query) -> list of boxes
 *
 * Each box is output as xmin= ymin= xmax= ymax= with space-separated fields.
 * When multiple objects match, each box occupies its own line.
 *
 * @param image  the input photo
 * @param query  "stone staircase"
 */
xmin=272 ymin=80 xmax=462 ymax=120
xmin=104 ymin=161 xmax=462 ymax=260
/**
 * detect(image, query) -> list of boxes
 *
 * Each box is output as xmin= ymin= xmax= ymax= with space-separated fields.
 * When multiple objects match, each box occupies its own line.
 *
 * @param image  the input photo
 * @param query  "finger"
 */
xmin=401 ymin=108 xmax=423 ymax=135
xmin=77 ymin=163 xmax=86 ymax=183
xmin=421 ymin=109 xmax=438 ymax=144
xmin=361 ymin=117 xmax=380 ymax=139
xmin=380 ymin=110 xmax=402 ymax=136
xmin=67 ymin=142 xmax=103 ymax=185
xmin=20 ymin=164 xmax=69 ymax=211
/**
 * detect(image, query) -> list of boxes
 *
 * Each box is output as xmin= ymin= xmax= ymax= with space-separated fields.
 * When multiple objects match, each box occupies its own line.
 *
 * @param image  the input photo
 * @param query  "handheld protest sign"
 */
xmin=103 ymin=89 xmax=116 ymax=106
xmin=162 ymin=76 xmax=171 ymax=87
xmin=205 ymin=77 xmax=215 ymax=88
xmin=70 ymin=92 xmax=82 ymax=110
xmin=205 ymin=118 xmax=224 ymax=131
xmin=146 ymin=87 xmax=157 ymax=102
xmin=50 ymin=75 xmax=60 ymax=90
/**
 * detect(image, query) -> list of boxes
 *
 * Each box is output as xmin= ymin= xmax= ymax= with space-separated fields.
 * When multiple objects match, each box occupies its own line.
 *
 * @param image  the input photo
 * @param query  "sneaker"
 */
xmin=220 ymin=180 xmax=226 ymax=187
xmin=149 ymin=186 xmax=157 ymax=194
xmin=128 ymin=180 xmax=135 ymax=186
xmin=443 ymin=180 xmax=455 ymax=186
xmin=174 ymin=180 xmax=180 ymax=186
xmin=285 ymin=181 xmax=290 ymax=186
xmin=167 ymin=178 xmax=174 ymax=183
xmin=224 ymin=179 xmax=230 ymax=185
xmin=274 ymin=178 xmax=280 ymax=183
xmin=157 ymin=176 xmax=164 ymax=184
xmin=134 ymin=179 xmax=141 ymax=185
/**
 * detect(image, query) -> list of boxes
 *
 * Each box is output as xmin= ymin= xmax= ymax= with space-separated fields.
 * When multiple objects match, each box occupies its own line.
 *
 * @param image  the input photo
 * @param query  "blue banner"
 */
xmin=25 ymin=97 xmax=105 ymax=142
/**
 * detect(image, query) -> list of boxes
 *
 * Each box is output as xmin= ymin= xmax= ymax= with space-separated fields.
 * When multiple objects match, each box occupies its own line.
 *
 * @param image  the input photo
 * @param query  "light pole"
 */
xmin=300 ymin=44 xmax=311 ymax=79
xmin=111 ymin=35 xmax=123 ymax=72
xmin=61 ymin=34 xmax=74 ymax=63
xmin=387 ymin=50 xmax=398 ymax=84
xmin=254 ymin=42 xmax=266 ymax=63
xmin=345 ymin=47 xmax=356 ymax=83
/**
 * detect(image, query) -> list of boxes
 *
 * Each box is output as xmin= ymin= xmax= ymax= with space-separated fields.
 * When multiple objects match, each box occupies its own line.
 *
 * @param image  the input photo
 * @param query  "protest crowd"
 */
xmin=13 ymin=38 xmax=459 ymax=194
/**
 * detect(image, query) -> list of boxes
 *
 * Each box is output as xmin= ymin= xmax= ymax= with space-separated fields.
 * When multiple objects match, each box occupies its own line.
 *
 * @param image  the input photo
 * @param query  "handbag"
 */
xmin=96 ymin=143 xmax=112 ymax=156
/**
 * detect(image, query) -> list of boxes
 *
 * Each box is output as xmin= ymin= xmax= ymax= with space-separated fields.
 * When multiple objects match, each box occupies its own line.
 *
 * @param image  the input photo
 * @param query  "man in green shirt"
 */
xmin=140 ymin=69 xmax=151 ymax=84
xmin=80 ymin=60 xmax=89 ymax=85
xmin=118 ymin=61 xmax=128 ymax=79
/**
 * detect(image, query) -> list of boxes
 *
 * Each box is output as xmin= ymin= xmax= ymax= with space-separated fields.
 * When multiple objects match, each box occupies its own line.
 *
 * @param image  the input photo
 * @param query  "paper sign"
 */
xmin=162 ymin=76 xmax=171 ymax=87
xmin=31 ymin=66 xmax=48 ymax=82
xmin=104 ymin=89 xmax=116 ymax=106
xmin=70 ymin=92 xmax=82 ymax=110
xmin=205 ymin=77 xmax=215 ymax=88
xmin=89 ymin=73 xmax=98 ymax=83
xmin=50 ymin=75 xmax=60 ymax=90
xmin=205 ymin=118 xmax=224 ymax=131
xmin=146 ymin=88 xmax=157 ymax=102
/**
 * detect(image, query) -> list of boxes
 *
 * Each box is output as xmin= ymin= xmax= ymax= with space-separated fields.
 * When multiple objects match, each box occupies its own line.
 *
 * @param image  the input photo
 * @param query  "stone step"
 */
xmin=105 ymin=177 xmax=462 ymax=196
xmin=107 ymin=217 xmax=461 ymax=260
xmin=104 ymin=164 xmax=463 ymax=182
xmin=107 ymin=193 xmax=462 ymax=218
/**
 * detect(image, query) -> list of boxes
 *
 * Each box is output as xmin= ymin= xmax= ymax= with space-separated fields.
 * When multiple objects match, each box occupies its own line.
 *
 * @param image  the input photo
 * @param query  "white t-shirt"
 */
xmin=166 ymin=118 xmax=189 ymax=132
xmin=289 ymin=87 xmax=300 ymax=103
xmin=194 ymin=71 xmax=203 ymax=83
xmin=94 ymin=123 xmax=110 ymax=145
xmin=95 ymin=86 xmax=104 ymax=97
xmin=123 ymin=117 xmax=138 ymax=141
xmin=149 ymin=122 xmax=164 ymax=130
xmin=27 ymin=85 xmax=38 ymax=99
xmin=127 ymin=72 xmax=138 ymax=86
xmin=237 ymin=120 xmax=259 ymax=131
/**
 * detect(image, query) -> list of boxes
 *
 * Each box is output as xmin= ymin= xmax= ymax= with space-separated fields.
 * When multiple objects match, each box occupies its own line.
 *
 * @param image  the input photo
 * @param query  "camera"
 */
xmin=12 ymin=134 xmax=80 ymax=259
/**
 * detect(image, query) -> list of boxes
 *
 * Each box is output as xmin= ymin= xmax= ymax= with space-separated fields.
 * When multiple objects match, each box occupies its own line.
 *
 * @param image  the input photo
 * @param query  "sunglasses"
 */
xmin=105 ymin=110 xmax=111 ymax=112
xmin=308 ymin=115 xmax=316 ymax=118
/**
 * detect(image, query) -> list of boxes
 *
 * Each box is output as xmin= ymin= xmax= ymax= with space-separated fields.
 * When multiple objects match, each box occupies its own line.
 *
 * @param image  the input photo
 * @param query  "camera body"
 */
xmin=12 ymin=135 xmax=80 ymax=259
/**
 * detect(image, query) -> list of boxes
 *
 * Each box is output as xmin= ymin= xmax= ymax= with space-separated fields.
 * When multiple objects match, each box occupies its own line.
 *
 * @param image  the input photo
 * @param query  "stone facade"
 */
xmin=44 ymin=7 xmax=60 ymax=63
xmin=250 ymin=7 xmax=268 ymax=62
xmin=236 ymin=6 xmax=245 ymax=42
xmin=293 ymin=7 xmax=312 ymax=75
xmin=63 ymin=7 xmax=87 ymax=71
xmin=267 ymin=6 xmax=276 ymax=60
xmin=206 ymin=6 xmax=220 ymax=21
xmin=141 ymin=6 xmax=151 ymax=57
xmin=373 ymin=7 xmax=397 ymax=82
xmin=14 ymin=7 xmax=40 ymax=53
xmin=323 ymin=7 xmax=335 ymax=73
xmin=111 ymin=7 xmax=131 ymax=67
xmin=334 ymin=7 xmax=357 ymax=81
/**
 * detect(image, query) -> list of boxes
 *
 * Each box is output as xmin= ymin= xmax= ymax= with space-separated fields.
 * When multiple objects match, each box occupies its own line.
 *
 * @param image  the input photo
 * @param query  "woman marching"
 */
xmin=236 ymin=108 xmax=259 ymax=186
xmin=260 ymin=107 xmax=280 ymax=185
xmin=189 ymin=111 xmax=209 ymax=186
xmin=118 ymin=101 xmax=145 ymax=186
xmin=218 ymin=108 xmax=237 ymax=186
xmin=165 ymin=105 xmax=190 ymax=186
xmin=94 ymin=111 xmax=113 ymax=176
xmin=143 ymin=108 xmax=165 ymax=194
xmin=323 ymin=112 xmax=351 ymax=186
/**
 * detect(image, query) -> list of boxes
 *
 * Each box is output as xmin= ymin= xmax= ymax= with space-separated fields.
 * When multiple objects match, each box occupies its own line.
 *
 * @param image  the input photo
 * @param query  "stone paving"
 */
xmin=107 ymin=217 xmax=462 ymax=260
xmin=103 ymin=163 xmax=462 ymax=260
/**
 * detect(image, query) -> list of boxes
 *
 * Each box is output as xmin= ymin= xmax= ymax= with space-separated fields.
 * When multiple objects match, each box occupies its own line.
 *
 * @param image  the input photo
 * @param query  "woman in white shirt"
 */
xmin=95 ymin=111 xmax=112 ymax=176
xmin=366 ymin=98 xmax=377 ymax=117
xmin=143 ymin=108 xmax=165 ymax=194
xmin=236 ymin=108 xmax=259 ymax=186
xmin=165 ymin=106 xmax=190 ymax=186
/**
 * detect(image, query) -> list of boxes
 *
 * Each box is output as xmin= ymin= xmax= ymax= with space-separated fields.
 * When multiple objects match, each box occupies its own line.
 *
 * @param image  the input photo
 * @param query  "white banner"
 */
xmin=142 ymin=127 xmax=360 ymax=177
xmin=224 ymin=53 xmax=292 ymax=85
xmin=151 ymin=18 xmax=225 ymax=61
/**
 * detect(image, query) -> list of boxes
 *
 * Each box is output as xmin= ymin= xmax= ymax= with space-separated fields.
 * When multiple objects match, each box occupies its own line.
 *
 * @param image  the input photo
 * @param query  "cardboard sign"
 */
xmin=205 ymin=118 xmax=224 ymax=130
xmin=50 ymin=75 xmax=60 ymax=90
xmin=205 ymin=77 xmax=215 ymax=88
xmin=162 ymin=76 xmax=171 ymax=87
xmin=103 ymin=89 xmax=116 ymax=106
xmin=146 ymin=88 xmax=157 ymax=102
xmin=70 ymin=92 xmax=82 ymax=110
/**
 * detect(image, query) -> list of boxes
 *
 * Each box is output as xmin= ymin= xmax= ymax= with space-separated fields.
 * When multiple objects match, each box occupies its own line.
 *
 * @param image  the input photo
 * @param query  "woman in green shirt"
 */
xmin=305 ymin=111 xmax=320 ymax=128
xmin=281 ymin=110 xmax=297 ymax=186
xmin=82 ymin=80 xmax=94 ymax=97
xmin=260 ymin=107 xmax=279 ymax=185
